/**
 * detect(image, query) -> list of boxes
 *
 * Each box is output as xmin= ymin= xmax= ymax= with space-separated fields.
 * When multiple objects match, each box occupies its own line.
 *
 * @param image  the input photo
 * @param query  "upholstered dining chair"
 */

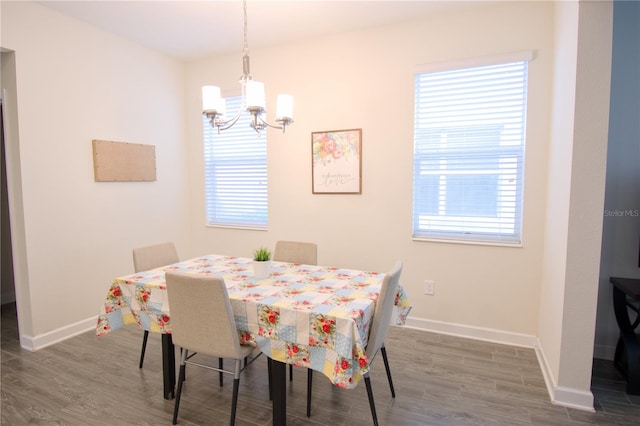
xmin=273 ymin=240 xmax=318 ymax=265
xmin=273 ymin=240 xmax=318 ymax=382
xmin=132 ymin=242 xmax=179 ymax=369
xmin=166 ymin=271 xmax=261 ymax=426
xmin=306 ymin=261 xmax=403 ymax=425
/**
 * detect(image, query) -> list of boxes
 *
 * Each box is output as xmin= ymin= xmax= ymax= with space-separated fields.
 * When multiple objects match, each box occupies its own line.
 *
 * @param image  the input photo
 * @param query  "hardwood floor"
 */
xmin=1 ymin=302 xmax=639 ymax=425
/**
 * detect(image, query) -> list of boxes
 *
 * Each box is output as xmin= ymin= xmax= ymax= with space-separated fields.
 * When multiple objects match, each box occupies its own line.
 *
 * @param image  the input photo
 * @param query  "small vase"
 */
xmin=253 ymin=260 xmax=271 ymax=279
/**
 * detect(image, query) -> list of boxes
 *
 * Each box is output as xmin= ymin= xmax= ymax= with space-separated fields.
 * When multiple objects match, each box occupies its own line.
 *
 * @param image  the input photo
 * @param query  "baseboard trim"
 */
xmin=554 ymin=386 xmax=595 ymax=411
xmin=403 ymin=316 xmax=538 ymax=348
xmin=535 ymin=342 xmax=595 ymax=411
xmin=23 ymin=315 xmax=98 ymax=352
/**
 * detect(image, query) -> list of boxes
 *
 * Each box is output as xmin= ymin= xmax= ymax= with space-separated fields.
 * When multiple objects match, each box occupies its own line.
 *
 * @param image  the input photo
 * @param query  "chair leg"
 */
xmin=267 ymin=358 xmax=273 ymax=401
xmin=380 ymin=346 xmax=395 ymax=398
xmin=364 ymin=375 xmax=379 ymax=426
xmin=139 ymin=330 xmax=149 ymax=368
xmin=172 ymin=359 xmax=187 ymax=425
xmin=229 ymin=378 xmax=240 ymax=425
xmin=180 ymin=348 xmax=185 ymax=382
xmin=306 ymin=369 xmax=313 ymax=417
xmin=289 ymin=364 xmax=293 ymax=381
xmin=219 ymin=358 xmax=224 ymax=387
xmin=230 ymin=360 xmax=242 ymax=426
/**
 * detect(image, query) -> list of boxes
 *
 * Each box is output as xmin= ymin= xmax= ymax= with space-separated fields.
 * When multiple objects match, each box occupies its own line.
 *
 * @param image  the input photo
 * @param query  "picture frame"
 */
xmin=311 ymin=128 xmax=362 ymax=194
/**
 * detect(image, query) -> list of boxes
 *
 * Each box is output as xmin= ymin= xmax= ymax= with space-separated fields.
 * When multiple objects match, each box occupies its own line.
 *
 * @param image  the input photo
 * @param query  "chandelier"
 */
xmin=201 ymin=0 xmax=294 ymax=135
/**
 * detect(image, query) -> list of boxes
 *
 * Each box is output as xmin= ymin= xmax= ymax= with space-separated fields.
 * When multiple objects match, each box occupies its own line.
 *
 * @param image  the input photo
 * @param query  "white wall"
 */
xmin=186 ymin=1 xmax=554 ymax=342
xmin=538 ymin=0 xmax=613 ymax=410
xmin=538 ymin=0 xmax=579 ymax=405
xmin=1 ymin=1 xmax=191 ymax=347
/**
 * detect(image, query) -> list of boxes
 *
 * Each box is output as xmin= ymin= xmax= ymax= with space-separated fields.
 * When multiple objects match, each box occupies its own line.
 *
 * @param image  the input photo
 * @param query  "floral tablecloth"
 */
xmin=97 ymin=255 xmax=411 ymax=389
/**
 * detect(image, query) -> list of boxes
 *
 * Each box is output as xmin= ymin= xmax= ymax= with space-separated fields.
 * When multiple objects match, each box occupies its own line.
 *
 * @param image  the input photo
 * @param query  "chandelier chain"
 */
xmin=243 ymin=0 xmax=249 ymax=57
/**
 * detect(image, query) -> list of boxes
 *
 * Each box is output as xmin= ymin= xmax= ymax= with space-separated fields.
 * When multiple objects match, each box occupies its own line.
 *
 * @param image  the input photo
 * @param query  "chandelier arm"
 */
xmin=255 ymin=115 xmax=293 ymax=133
xmin=217 ymin=108 xmax=244 ymax=132
xmin=258 ymin=117 xmax=281 ymax=130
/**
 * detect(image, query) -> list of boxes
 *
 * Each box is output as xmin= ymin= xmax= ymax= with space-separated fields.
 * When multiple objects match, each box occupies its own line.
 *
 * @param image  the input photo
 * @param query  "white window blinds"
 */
xmin=203 ymin=96 xmax=268 ymax=228
xmin=412 ymin=58 xmax=529 ymax=245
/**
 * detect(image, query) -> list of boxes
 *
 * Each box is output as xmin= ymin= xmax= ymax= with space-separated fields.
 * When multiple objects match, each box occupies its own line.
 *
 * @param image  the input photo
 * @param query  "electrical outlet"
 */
xmin=424 ymin=280 xmax=435 ymax=295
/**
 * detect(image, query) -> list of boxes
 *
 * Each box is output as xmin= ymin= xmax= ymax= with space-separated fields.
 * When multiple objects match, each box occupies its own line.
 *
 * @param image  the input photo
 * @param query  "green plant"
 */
xmin=253 ymin=246 xmax=271 ymax=261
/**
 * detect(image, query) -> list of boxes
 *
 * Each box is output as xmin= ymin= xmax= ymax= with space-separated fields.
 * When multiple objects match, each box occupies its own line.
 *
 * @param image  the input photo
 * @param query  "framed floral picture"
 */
xmin=311 ymin=129 xmax=362 ymax=194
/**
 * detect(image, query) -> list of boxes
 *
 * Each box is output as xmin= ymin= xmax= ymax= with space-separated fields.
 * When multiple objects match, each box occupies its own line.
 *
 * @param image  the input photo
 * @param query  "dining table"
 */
xmin=96 ymin=254 xmax=411 ymax=425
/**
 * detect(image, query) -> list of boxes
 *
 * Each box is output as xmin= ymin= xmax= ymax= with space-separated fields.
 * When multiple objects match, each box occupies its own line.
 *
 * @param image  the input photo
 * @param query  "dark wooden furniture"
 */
xmin=610 ymin=277 xmax=640 ymax=394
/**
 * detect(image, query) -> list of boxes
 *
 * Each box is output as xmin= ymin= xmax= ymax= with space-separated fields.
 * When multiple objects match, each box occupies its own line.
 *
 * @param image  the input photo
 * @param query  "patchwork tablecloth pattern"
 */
xmin=97 ymin=255 xmax=411 ymax=389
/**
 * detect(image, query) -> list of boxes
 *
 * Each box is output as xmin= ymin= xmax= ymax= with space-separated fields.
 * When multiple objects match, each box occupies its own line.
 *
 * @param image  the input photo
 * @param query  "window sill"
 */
xmin=206 ymin=224 xmax=267 ymax=232
xmin=412 ymin=236 xmax=522 ymax=248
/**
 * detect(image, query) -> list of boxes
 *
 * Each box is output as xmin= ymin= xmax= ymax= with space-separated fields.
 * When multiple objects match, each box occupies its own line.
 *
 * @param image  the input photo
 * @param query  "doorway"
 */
xmin=1 ymin=98 xmax=17 ymax=307
xmin=0 ymin=107 xmax=17 ymax=338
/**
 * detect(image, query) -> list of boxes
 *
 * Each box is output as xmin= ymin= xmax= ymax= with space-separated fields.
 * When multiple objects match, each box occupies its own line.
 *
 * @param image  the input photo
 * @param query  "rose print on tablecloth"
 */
xmin=239 ymin=331 xmax=258 ymax=346
xmin=287 ymin=343 xmax=310 ymax=367
xmin=310 ymin=313 xmax=336 ymax=349
xmin=258 ymin=304 xmax=279 ymax=338
xmin=135 ymin=287 xmax=151 ymax=310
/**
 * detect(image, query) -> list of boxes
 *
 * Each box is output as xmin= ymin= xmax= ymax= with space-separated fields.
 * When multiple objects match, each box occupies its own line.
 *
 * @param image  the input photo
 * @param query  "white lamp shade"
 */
xmin=276 ymin=94 xmax=293 ymax=120
xmin=245 ymin=80 xmax=266 ymax=109
xmin=202 ymin=86 xmax=224 ymax=114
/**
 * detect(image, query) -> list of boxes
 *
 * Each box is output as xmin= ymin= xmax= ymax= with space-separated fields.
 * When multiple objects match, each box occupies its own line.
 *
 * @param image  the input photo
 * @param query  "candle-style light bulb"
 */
xmin=276 ymin=94 xmax=293 ymax=120
xmin=245 ymin=80 xmax=266 ymax=110
xmin=202 ymin=86 xmax=222 ymax=112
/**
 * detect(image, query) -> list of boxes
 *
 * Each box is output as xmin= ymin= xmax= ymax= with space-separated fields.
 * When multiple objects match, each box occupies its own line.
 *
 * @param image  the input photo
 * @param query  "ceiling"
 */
xmin=36 ymin=0 xmax=475 ymax=62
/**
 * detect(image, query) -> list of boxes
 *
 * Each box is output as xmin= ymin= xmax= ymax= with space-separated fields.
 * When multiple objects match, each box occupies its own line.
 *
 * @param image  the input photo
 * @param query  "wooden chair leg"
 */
xmin=380 ymin=346 xmax=395 ymax=398
xmin=306 ymin=369 xmax=313 ymax=417
xmin=139 ymin=330 xmax=149 ymax=368
xmin=364 ymin=375 xmax=379 ymax=426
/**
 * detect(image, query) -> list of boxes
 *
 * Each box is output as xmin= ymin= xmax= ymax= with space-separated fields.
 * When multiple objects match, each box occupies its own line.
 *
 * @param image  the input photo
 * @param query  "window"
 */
xmin=412 ymin=55 xmax=530 ymax=245
xmin=204 ymin=96 xmax=268 ymax=228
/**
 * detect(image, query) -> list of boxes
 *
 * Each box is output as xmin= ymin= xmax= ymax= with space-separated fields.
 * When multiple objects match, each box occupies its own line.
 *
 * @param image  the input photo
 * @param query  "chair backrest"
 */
xmin=273 ymin=241 xmax=318 ymax=265
xmin=366 ymin=261 xmax=403 ymax=360
xmin=165 ymin=271 xmax=244 ymax=360
xmin=132 ymin=242 xmax=179 ymax=272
